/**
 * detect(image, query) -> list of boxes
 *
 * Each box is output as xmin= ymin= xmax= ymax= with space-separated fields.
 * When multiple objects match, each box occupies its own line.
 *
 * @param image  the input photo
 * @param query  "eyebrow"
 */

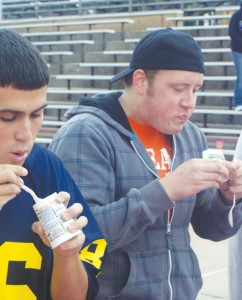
xmin=0 ymin=104 xmax=48 ymax=114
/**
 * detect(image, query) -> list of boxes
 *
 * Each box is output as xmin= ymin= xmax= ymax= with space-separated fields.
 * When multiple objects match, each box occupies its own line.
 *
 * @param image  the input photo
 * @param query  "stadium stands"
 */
xmin=2 ymin=1 xmax=239 ymax=159
xmin=0 ymin=0 xmax=229 ymax=19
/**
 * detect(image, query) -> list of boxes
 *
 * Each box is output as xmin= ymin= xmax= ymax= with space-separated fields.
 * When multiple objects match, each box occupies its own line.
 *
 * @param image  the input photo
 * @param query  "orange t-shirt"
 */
xmin=128 ymin=118 xmax=172 ymax=178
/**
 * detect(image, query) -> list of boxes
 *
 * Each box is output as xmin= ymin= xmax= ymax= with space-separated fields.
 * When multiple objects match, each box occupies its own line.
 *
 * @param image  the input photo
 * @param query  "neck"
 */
xmin=119 ymin=88 xmax=141 ymax=121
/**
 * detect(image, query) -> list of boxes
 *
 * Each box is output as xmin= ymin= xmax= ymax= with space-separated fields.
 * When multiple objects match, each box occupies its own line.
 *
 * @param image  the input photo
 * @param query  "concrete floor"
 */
xmin=190 ymin=227 xmax=229 ymax=300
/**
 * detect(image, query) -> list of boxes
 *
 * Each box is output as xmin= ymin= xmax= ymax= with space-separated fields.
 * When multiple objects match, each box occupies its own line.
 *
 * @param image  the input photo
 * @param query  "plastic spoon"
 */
xmin=229 ymin=129 xmax=242 ymax=227
xmin=21 ymin=185 xmax=40 ymax=203
xmin=228 ymin=194 xmax=236 ymax=228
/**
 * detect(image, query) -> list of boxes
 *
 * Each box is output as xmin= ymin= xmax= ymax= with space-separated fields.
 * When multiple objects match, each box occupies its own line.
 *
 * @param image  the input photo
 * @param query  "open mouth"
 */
xmin=10 ymin=151 xmax=28 ymax=164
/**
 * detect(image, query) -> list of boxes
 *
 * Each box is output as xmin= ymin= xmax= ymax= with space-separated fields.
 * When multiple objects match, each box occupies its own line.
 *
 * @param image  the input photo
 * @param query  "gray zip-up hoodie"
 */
xmin=49 ymin=92 xmax=242 ymax=300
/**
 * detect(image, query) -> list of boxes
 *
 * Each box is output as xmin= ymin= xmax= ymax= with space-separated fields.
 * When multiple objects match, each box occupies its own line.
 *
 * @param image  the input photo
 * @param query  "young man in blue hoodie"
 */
xmin=0 ymin=29 xmax=107 ymax=300
xmin=50 ymin=29 xmax=242 ymax=300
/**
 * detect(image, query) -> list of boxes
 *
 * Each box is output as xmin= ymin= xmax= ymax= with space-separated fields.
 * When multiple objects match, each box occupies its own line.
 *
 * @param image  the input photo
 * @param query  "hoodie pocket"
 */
xmin=108 ymin=249 xmax=168 ymax=300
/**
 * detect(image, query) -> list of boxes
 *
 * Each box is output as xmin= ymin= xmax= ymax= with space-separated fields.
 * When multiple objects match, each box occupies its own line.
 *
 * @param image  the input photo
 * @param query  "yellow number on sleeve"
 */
xmin=80 ymin=238 xmax=107 ymax=270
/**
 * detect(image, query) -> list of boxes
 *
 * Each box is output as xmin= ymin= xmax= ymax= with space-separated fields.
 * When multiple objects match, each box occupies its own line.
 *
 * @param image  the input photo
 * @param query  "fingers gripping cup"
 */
xmin=21 ymin=185 xmax=81 ymax=248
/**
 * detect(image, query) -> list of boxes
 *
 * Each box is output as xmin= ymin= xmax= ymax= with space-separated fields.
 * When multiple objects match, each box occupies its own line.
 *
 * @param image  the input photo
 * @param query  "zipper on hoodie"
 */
xmin=166 ymin=135 xmax=177 ymax=300
xmin=130 ymin=132 xmax=177 ymax=300
xmin=130 ymin=132 xmax=160 ymax=179
xmin=167 ymin=204 xmax=175 ymax=300
xmin=167 ymin=134 xmax=176 ymax=230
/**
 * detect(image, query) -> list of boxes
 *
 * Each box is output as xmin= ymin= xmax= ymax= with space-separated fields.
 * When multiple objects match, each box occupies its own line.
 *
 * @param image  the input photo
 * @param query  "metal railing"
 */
xmin=0 ymin=0 xmax=230 ymax=20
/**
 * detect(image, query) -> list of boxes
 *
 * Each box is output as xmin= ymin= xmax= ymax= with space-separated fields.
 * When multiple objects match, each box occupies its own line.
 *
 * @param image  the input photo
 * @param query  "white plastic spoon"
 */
xmin=21 ymin=185 xmax=40 ymax=203
xmin=228 ymin=194 xmax=236 ymax=228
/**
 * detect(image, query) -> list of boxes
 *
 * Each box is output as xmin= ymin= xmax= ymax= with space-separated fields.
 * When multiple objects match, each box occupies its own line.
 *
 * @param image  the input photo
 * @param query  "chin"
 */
xmin=168 ymin=126 xmax=184 ymax=135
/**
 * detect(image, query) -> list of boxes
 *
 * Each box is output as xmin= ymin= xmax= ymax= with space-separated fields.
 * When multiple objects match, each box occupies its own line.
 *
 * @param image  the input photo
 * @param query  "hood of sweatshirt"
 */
xmin=64 ymin=91 xmax=132 ymax=132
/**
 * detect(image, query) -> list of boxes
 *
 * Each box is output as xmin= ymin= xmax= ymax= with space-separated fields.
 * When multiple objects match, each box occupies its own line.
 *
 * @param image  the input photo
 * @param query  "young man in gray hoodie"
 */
xmin=49 ymin=29 xmax=242 ymax=300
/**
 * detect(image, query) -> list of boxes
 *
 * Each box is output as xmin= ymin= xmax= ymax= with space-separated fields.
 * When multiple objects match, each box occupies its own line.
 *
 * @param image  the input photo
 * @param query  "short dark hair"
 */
xmin=124 ymin=69 xmax=159 ymax=87
xmin=0 ymin=29 xmax=49 ymax=90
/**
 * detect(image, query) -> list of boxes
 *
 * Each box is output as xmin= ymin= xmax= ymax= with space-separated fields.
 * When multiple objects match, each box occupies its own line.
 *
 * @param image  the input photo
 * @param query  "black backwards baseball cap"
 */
xmin=109 ymin=28 xmax=205 ymax=84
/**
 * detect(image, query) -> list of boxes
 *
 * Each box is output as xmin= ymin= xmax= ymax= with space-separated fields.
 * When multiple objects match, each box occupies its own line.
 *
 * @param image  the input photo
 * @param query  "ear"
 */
xmin=133 ymin=69 xmax=147 ymax=95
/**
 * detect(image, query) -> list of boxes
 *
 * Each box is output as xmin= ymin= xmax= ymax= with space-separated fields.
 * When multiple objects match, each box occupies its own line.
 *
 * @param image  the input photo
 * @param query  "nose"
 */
xmin=15 ymin=119 xmax=33 ymax=142
xmin=181 ymin=90 xmax=197 ymax=109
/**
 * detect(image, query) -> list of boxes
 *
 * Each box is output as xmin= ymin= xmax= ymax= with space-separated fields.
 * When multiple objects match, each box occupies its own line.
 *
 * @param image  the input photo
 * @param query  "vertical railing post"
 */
xmin=35 ymin=0 xmax=39 ymax=18
xmin=78 ymin=0 xmax=82 ymax=15
xmin=128 ymin=0 xmax=132 ymax=13
xmin=0 ymin=0 xmax=2 ymax=20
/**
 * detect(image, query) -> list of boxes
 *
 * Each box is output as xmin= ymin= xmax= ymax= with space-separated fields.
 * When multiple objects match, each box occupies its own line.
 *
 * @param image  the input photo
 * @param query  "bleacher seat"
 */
xmin=3 ymin=1 xmax=237 ymax=159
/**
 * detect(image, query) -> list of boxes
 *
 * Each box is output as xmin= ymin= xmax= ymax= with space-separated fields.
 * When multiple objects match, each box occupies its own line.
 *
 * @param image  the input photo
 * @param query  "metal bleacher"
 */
xmin=1 ymin=0 xmax=239 ymax=159
xmin=0 ymin=0 xmax=230 ymax=19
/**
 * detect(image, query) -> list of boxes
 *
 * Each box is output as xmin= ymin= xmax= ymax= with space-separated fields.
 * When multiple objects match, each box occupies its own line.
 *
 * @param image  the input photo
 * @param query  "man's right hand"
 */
xmin=0 ymin=165 xmax=28 ymax=207
xmin=160 ymin=158 xmax=237 ymax=201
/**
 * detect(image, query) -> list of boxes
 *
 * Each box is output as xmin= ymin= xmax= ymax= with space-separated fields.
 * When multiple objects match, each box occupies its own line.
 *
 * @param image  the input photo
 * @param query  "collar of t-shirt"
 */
xmin=128 ymin=117 xmax=172 ymax=178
